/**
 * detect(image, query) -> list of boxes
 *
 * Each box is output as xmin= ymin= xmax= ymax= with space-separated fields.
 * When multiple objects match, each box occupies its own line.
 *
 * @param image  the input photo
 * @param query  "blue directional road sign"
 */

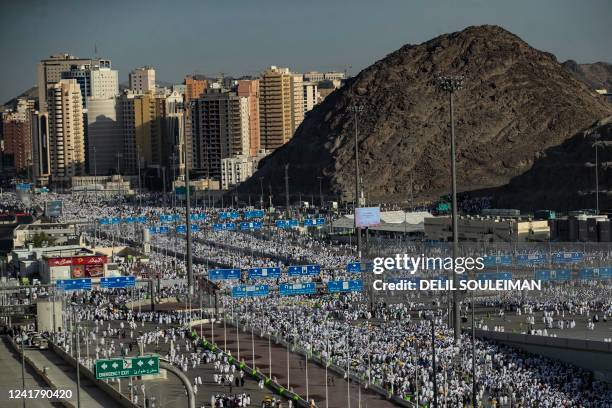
xmin=327 ymin=280 xmax=363 ymax=293
xmin=111 ymin=217 xmax=121 ymax=225
xmin=56 ymin=279 xmax=92 ymax=291
xmin=208 ymin=269 xmax=241 ymax=281
xmin=288 ymin=219 xmax=299 ymax=228
xmin=100 ymin=276 xmax=136 ymax=289
xmin=551 ymin=252 xmax=583 ymax=263
xmin=579 ymin=267 xmax=612 ymax=280
xmin=240 ymin=221 xmax=262 ymax=231
xmin=159 ymin=226 xmax=169 ymax=234
xmin=248 ymin=267 xmax=282 ymax=279
xmin=535 ymin=269 xmax=571 ymax=281
xmin=287 ymin=265 xmax=321 ymax=276
xmin=213 ymin=223 xmax=224 ymax=232
xmin=303 ymin=219 xmax=316 ymax=227
xmin=516 ymin=254 xmax=546 ymax=265
xmin=279 ymin=282 xmax=317 ymax=296
xmin=16 ymin=183 xmax=32 ymax=191
xmin=275 ymin=220 xmax=288 ymax=229
xmin=477 ymin=272 xmax=513 ymax=282
xmin=244 ymin=210 xmax=265 ymax=219
xmin=176 ymin=225 xmax=186 ymax=233
xmin=483 ymin=255 xmax=513 ymax=267
xmin=231 ymin=284 xmax=269 ymax=298
xmin=99 ymin=218 xmax=110 ymax=225
xmin=346 ymin=262 xmax=362 ymax=273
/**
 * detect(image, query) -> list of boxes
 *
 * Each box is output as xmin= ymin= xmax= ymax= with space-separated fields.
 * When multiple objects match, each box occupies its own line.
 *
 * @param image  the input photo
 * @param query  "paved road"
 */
xmin=73 ymin=320 xmax=288 ymax=407
xmin=197 ymin=322 xmax=399 ymax=408
xmin=23 ymin=345 xmax=117 ymax=408
xmin=0 ymin=337 xmax=58 ymax=408
xmin=464 ymin=308 xmax=612 ymax=341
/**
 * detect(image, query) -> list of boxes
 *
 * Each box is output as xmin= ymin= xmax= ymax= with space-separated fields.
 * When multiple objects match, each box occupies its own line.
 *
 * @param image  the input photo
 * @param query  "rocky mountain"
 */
xmin=474 ymin=116 xmax=612 ymax=211
xmin=241 ymin=25 xmax=612 ymax=205
xmin=1 ymin=86 xmax=37 ymax=112
xmin=563 ymin=60 xmax=612 ymax=90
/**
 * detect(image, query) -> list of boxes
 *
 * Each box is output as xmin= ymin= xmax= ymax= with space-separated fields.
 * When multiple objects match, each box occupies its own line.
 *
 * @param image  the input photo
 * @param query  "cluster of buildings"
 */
xmin=1 ymin=54 xmax=346 ymax=191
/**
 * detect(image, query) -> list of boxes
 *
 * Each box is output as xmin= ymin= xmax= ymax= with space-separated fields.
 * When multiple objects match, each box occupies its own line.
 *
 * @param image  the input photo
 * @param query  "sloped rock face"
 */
xmin=243 ymin=25 xmax=612 ymax=204
xmin=563 ymin=60 xmax=612 ymax=91
xmin=474 ymin=117 xmax=612 ymax=211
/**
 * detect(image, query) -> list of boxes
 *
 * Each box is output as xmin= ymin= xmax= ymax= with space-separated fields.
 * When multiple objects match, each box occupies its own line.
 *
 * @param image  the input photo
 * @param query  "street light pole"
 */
xmin=348 ymin=106 xmax=363 ymax=259
xmin=437 ymin=75 xmax=463 ymax=343
xmin=181 ymin=102 xmax=194 ymax=299
xmin=259 ymin=177 xmax=264 ymax=209
xmin=431 ymin=316 xmax=438 ymax=408
xmin=317 ymin=176 xmax=323 ymax=208
xmin=593 ymin=133 xmax=601 ymax=214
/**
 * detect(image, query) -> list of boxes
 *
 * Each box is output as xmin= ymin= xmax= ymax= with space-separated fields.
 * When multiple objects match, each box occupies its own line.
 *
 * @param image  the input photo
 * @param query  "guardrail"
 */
xmin=4 ymin=335 xmax=74 ymax=408
xmin=48 ymin=340 xmax=138 ymax=408
xmin=189 ymin=319 xmax=416 ymax=408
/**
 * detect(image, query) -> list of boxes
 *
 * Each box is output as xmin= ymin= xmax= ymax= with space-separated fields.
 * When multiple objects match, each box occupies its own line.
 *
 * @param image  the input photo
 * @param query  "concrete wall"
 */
xmin=37 ymin=300 xmax=63 ymax=332
xmin=475 ymin=329 xmax=612 ymax=383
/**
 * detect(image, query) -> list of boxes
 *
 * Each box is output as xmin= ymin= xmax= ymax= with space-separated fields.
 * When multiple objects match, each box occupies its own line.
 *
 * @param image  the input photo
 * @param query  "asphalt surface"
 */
xmin=0 ymin=337 xmax=58 ymax=408
xmin=197 ymin=322 xmax=398 ymax=408
xmin=72 ymin=319 xmax=288 ymax=407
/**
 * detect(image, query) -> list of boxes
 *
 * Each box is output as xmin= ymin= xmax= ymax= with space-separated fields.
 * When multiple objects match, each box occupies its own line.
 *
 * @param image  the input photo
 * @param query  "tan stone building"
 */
xmin=259 ymin=66 xmax=304 ymax=151
xmin=237 ymin=80 xmax=261 ymax=156
xmin=47 ymin=79 xmax=85 ymax=187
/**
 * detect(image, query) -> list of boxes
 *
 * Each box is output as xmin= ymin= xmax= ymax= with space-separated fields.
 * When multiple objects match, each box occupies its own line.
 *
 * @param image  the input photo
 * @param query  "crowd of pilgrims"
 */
xmin=3 ymin=192 xmax=612 ymax=406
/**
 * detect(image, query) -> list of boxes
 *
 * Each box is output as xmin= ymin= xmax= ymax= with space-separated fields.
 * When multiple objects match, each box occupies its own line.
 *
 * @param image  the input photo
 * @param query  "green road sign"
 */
xmin=95 ymin=356 xmax=159 ymax=379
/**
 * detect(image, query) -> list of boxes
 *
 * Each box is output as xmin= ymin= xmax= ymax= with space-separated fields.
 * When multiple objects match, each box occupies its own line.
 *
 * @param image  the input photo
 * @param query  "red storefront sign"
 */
xmin=48 ymin=255 xmax=107 ymax=267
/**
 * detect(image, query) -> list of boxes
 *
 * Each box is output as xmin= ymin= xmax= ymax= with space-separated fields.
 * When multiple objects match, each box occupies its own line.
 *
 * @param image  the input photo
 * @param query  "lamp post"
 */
xmin=317 ymin=176 xmax=323 ymax=208
xmin=348 ymin=105 xmax=363 ymax=259
xmin=429 ymin=314 xmax=438 ymax=408
xmin=592 ymin=132 xmax=601 ymax=214
xmin=437 ymin=75 xmax=463 ymax=342
xmin=259 ymin=177 xmax=264 ymax=209
xmin=179 ymin=101 xmax=194 ymax=299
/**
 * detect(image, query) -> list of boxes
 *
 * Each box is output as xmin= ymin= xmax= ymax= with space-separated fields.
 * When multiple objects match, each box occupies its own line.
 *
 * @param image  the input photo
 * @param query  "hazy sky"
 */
xmin=1 ymin=0 xmax=610 ymax=102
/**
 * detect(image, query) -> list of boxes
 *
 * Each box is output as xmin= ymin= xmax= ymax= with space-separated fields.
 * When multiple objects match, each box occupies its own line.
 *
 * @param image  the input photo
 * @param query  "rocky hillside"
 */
xmin=563 ymin=60 xmax=612 ymax=90
xmin=473 ymin=116 xmax=612 ymax=211
xmin=242 ymin=25 xmax=612 ymax=204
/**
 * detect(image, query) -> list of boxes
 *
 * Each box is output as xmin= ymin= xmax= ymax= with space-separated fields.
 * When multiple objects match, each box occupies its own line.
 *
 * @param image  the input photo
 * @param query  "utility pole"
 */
xmin=116 ymin=152 xmax=122 ymax=176
xmin=181 ymin=102 xmax=194 ymax=299
xmin=317 ymin=176 xmax=323 ymax=208
xmin=592 ymin=132 xmax=601 ymax=214
xmin=284 ymin=164 xmax=290 ymax=213
xmin=437 ymin=75 xmax=463 ymax=343
xmin=93 ymin=146 xmax=97 ymax=176
xmin=137 ymin=150 xmax=142 ymax=208
xmin=259 ymin=177 xmax=264 ymax=209
xmin=348 ymin=105 xmax=363 ymax=259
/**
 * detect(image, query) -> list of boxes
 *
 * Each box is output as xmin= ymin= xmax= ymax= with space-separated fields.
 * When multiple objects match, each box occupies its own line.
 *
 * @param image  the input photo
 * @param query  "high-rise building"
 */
xmin=303 ymin=81 xmax=319 ymax=113
xmin=37 ymin=54 xmax=110 ymax=112
xmin=87 ymin=97 xmax=123 ymax=176
xmin=221 ymin=154 xmax=257 ymax=190
xmin=62 ymin=64 xmax=119 ymax=107
xmin=303 ymin=71 xmax=346 ymax=83
xmin=47 ymin=79 xmax=85 ymax=187
xmin=190 ymin=89 xmax=244 ymax=180
xmin=259 ymin=66 xmax=304 ymax=151
xmin=2 ymin=104 xmax=32 ymax=174
xmin=129 ymin=66 xmax=156 ymax=94
xmin=119 ymin=90 xmax=180 ymax=178
xmin=183 ymin=76 xmax=209 ymax=171
xmin=31 ymin=111 xmax=50 ymax=186
xmin=236 ymin=80 xmax=261 ymax=156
